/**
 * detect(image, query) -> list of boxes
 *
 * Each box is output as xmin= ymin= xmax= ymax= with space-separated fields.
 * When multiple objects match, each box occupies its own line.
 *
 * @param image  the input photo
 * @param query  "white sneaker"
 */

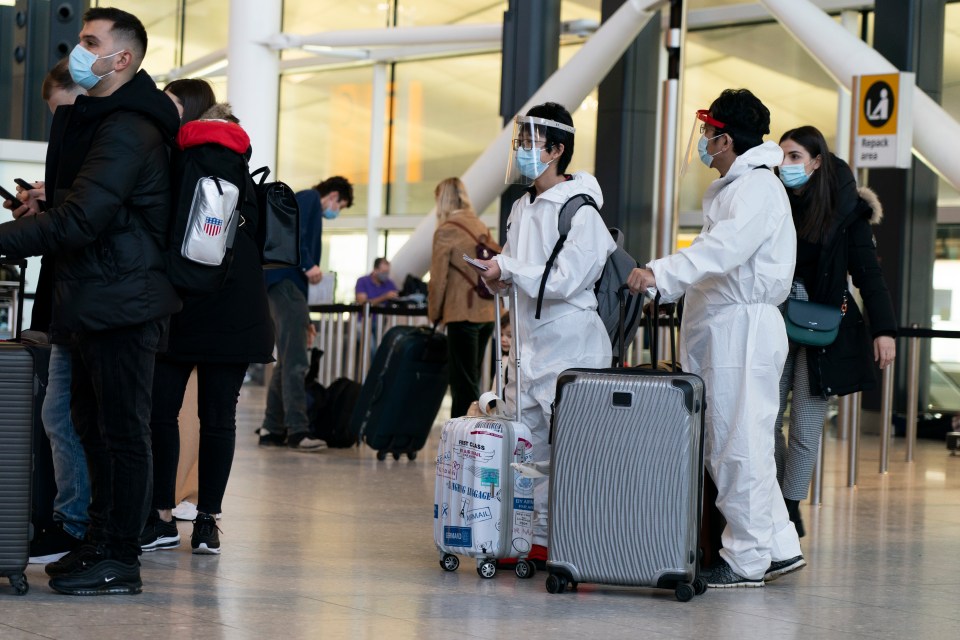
xmin=172 ymin=500 xmax=222 ymax=522
xmin=288 ymin=434 xmax=328 ymax=451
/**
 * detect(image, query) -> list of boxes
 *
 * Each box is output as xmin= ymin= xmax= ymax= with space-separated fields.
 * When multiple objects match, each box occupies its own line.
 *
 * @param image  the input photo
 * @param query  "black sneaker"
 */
xmin=191 ymin=513 xmax=221 ymax=555
xmin=258 ymin=430 xmax=286 ymax=447
xmin=48 ymin=555 xmax=142 ymax=596
xmin=764 ymin=555 xmax=806 ymax=582
xmin=140 ymin=512 xmax=181 ymax=551
xmin=45 ymin=543 xmax=99 ymax=577
xmin=704 ymin=558 xmax=764 ymax=588
xmin=29 ymin=522 xmax=82 ymax=564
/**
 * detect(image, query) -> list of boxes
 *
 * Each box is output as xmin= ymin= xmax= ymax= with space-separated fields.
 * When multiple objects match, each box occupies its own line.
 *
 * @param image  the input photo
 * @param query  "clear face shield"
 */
xmin=505 ymin=115 xmax=576 ymax=186
xmin=680 ymin=109 xmax=728 ymax=178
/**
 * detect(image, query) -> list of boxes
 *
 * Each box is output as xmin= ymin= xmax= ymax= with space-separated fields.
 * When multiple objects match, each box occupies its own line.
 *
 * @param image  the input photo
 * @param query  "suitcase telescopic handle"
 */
xmin=492 ymin=286 xmax=521 ymax=424
xmin=0 ymin=258 xmax=27 ymax=339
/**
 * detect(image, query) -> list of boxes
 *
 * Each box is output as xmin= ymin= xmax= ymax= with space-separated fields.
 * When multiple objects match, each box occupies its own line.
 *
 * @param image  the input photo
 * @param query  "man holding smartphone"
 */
xmin=0 ymin=7 xmax=180 ymax=596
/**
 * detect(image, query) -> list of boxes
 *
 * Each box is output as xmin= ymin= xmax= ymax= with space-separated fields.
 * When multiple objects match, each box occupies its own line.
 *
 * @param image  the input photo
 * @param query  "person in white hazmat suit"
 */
xmin=471 ymin=102 xmax=615 ymax=561
xmin=627 ymin=89 xmax=805 ymax=588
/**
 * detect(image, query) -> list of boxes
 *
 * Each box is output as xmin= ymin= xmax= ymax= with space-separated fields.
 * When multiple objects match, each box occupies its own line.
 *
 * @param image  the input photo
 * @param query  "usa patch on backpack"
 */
xmin=182 ymin=176 xmax=240 ymax=266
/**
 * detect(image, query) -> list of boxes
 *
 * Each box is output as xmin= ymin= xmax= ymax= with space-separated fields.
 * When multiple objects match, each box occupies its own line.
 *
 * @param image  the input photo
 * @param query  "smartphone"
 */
xmin=0 ymin=184 xmax=19 ymax=203
xmin=14 ymin=178 xmax=35 ymax=192
xmin=462 ymin=253 xmax=489 ymax=271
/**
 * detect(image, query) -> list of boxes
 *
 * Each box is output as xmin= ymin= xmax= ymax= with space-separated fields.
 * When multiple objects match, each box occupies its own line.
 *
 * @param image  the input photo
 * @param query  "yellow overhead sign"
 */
xmin=851 ymin=72 xmax=913 ymax=169
xmin=857 ymin=73 xmax=899 ymax=136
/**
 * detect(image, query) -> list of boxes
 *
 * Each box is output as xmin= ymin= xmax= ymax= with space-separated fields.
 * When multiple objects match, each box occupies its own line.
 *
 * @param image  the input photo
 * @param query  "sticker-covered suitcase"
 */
xmin=434 ymin=287 xmax=538 ymax=579
xmin=545 ymin=290 xmax=707 ymax=601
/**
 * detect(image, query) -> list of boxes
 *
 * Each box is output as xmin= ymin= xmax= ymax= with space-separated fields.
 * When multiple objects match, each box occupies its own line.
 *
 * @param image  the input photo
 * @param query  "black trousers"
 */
xmin=445 ymin=321 xmax=494 ymax=419
xmin=150 ymin=359 xmax=248 ymax=516
xmin=71 ymin=320 xmax=163 ymax=562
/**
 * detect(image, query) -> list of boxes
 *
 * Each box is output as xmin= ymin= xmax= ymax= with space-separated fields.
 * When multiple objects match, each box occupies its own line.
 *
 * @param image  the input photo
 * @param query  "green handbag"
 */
xmin=783 ymin=296 xmax=845 ymax=347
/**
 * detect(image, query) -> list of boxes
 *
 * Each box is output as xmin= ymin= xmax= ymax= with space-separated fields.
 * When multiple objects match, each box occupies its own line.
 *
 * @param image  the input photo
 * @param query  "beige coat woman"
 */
xmin=428 ymin=177 xmax=500 ymax=418
xmin=428 ymin=209 xmax=500 ymax=325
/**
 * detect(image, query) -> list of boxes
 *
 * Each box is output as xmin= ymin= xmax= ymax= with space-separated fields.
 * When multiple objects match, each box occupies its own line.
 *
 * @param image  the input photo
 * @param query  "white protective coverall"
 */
xmin=496 ymin=171 xmax=616 ymax=547
xmin=648 ymin=141 xmax=802 ymax=580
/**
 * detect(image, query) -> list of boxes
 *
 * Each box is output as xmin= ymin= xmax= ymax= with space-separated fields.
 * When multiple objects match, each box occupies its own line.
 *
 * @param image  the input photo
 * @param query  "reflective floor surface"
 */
xmin=2 ymin=384 xmax=959 ymax=639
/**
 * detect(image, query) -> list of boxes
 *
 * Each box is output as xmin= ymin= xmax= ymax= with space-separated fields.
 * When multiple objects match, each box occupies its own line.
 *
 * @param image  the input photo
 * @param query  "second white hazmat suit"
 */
xmin=496 ymin=171 xmax=616 ymax=547
xmin=648 ymin=141 xmax=802 ymax=580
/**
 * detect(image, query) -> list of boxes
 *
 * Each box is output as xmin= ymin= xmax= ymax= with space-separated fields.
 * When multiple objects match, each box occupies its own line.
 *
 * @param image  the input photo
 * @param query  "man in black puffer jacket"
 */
xmin=0 ymin=7 xmax=181 ymax=596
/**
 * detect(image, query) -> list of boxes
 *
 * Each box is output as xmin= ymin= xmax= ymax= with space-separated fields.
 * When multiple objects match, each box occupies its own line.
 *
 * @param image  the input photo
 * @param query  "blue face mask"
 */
xmin=322 ymin=207 xmax=339 ymax=220
xmin=516 ymin=147 xmax=551 ymax=180
xmin=69 ymin=44 xmax=123 ymax=90
xmin=779 ymin=162 xmax=812 ymax=188
xmin=697 ymin=133 xmax=723 ymax=168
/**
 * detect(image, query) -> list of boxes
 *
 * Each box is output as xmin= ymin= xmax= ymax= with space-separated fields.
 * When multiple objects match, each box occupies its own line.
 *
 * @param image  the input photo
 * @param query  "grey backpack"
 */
xmin=535 ymin=194 xmax=642 ymax=363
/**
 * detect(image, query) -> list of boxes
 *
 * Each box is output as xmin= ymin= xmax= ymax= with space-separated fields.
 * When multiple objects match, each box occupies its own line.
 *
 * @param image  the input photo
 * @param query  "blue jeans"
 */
xmin=71 ymin=320 xmax=163 ymax=561
xmin=41 ymin=344 xmax=90 ymax=540
xmin=263 ymin=279 xmax=310 ymax=437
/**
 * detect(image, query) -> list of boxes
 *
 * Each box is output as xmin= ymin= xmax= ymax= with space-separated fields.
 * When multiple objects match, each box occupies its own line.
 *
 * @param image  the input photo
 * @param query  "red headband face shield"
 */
xmin=681 ymin=109 xmax=728 ymax=177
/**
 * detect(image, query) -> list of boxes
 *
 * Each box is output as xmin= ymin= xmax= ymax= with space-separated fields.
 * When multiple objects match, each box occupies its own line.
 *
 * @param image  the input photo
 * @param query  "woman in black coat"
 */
xmin=140 ymin=79 xmax=274 ymax=555
xmin=774 ymin=125 xmax=897 ymax=537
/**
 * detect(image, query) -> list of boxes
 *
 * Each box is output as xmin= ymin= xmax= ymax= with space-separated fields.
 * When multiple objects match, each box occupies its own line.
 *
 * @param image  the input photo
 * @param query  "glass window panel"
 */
xmin=562 ymin=0 xmax=600 ymax=23
xmin=389 ymin=53 xmax=502 ymax=217
xmin=322 ymin=231 xmax=369 ymax=303
xmin=282 ymin=0 xmax=395 ymax=33
xmin=277 ymin=68 xmax=374 ymax=215
xmin=97 ymin=0 xmax=181 ymax=74
xmin=395 ymin=1 xmax=505 ymax=27
xmin=183 ymin=0 xmax=228 ymax=62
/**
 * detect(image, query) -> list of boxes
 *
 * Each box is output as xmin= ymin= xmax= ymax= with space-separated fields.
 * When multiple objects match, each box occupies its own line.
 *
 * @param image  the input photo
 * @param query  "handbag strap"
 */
xmin=442 ymin=219 xmax=484 ymax=245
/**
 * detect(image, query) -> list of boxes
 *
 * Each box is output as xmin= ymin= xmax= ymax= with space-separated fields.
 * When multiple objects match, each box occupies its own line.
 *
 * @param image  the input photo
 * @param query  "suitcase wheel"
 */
xmin=545 ymin=573 xmax=567 ymax=594
xmin=392 ymin=452 xmax=401 ymax=461
xmin=376 ymin=450 xmax=387 ymax=461
xmin=515 ymin=560 xmax=536 ymax=580
xmin=440 ymin=554 xmax=460 ymax=572
xmin=675 ymin=583 xmax=695 ymax=602
xmin=8 ymin=573 xmax=28 ymax=596
xmin=476 ymin=561 xmax=497 ymax=579
xmin=694 ymin=576 xmax=708 ymax=596
xmin=407 ymin=451 xmax=417 ymax=461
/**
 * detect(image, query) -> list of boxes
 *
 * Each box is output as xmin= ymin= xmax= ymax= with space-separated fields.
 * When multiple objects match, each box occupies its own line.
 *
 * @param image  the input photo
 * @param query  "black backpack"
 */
xmin=165 ymin=176 xmax=243 ymax=296
xmin=535 ymin=194 xmax=643 ymax=363
xmin=250 ymin=166 xmax=300 ymax=269
xmin=304 ymin=348 xmax=361 ymax=448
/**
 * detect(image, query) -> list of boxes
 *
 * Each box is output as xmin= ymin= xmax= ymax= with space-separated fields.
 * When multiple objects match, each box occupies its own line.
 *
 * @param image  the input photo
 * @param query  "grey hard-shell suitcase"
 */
xmin=545 ymin=290 xmax=707 ymax=601
xmin=0 ymin=260 xmax=35 ymax=595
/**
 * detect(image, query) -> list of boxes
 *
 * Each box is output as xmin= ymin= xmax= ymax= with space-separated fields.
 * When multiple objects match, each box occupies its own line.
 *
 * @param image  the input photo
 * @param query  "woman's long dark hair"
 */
xmin=779 ymin=125 xmax=836 ymax=243
xmin=163 ymin=78 xmax=216 ymax=125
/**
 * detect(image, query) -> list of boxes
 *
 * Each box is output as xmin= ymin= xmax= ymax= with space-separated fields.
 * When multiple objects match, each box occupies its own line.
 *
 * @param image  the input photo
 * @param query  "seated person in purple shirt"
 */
xmin=355 ymin=257 xmax=399 ymax=305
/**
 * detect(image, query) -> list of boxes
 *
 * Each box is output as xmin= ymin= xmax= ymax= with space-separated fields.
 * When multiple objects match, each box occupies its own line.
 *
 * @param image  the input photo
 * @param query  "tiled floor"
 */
xmin=2 ymin=384 xmax=959 ymax=639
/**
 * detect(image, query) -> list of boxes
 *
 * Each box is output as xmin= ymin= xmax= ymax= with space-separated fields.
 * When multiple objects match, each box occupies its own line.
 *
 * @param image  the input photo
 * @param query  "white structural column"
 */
xmin=367 ymin=63 xmax=389 ymax=268
xmin=390 ymin=0 xmax=667 ymax=284
xmin=834 ymin=10 xmax=859 ymax=162
xmin=759 ymin=0 xmax=960 ymax=191
xmin=227 ymin=0 xmax=281 ymax=172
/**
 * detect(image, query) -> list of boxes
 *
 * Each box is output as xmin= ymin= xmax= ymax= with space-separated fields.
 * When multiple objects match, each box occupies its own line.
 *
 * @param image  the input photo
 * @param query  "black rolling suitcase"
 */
xmin=351 ymin=325 xmax=448 ymax=460
xmin=0 ymin=259 xmax=53 ymax=595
